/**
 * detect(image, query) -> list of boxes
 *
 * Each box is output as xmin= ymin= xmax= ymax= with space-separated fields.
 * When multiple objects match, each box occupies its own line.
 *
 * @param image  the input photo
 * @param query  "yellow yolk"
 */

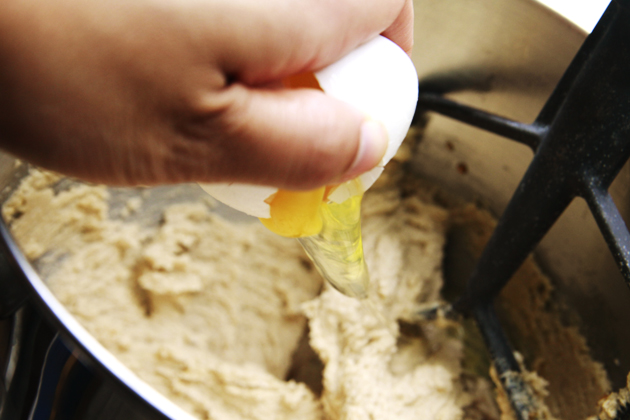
xmin=259 ymin=188 xmax=326 ymax=237
xmin=259 ymin=179 xmax=369 ymax=299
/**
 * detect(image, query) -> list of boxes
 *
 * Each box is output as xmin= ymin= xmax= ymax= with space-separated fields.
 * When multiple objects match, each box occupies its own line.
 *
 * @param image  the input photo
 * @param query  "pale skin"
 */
xmin=0 ymin=0 xmax=413 ymax=190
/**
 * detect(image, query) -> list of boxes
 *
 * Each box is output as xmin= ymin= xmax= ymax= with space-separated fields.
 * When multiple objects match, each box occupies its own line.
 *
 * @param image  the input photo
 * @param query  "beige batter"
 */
xmin=589 ymin=373 xmax=630 ymax=420
xmin=2 ymin=165 xmax=611 ymax=420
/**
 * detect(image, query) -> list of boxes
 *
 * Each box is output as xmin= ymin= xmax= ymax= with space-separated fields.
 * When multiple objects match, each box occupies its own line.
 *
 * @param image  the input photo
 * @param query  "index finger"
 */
xmin=197 ymin=0 xmax=412 ymax=85
xmin=380 ymin=0 xmax=414 ymax=56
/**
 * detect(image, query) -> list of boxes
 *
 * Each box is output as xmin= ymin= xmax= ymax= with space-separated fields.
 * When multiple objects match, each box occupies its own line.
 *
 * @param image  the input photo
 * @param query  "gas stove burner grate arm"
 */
xmin=415 ymin=0 xmax=630 ymax=419
xmin=473 ymin=303 xmax=542 ymax=420
xmin=419 ymin=0 xmax=630 ymax=306
xmin=415 ymin=93 xmax=545 ymax=150
xmin=583 ymin=186 xmax=630 ymax=289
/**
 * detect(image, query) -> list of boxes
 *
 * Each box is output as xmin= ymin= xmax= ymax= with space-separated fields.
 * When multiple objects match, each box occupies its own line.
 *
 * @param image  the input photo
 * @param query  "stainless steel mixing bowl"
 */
xmin=2 ymin=1 xmax=626 ymax=419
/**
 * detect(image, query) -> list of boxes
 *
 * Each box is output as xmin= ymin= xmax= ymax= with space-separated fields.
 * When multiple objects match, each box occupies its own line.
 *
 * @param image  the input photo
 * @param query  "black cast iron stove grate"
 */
xmin=414 ymin=1 xmax=630 ymax=419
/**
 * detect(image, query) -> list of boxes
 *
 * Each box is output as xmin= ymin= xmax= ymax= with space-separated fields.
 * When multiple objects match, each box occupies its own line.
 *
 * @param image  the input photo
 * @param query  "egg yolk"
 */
xmin=259 ymin=183 xmax=369 ymax=299
xmin=259 ymin=187 xmax=326 ymax=237
xmin=259 ymin=181 xmax=369 ymax=299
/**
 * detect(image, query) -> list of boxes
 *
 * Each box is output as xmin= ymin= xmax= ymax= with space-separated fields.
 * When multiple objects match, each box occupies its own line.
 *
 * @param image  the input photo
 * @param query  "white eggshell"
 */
xmin=199 ymin=183 xmax=276 ymax=218
xmin=202 ymin=35 xmax=418 ymax=213
xmin=319 ymin=36 xmax=418 ymax=203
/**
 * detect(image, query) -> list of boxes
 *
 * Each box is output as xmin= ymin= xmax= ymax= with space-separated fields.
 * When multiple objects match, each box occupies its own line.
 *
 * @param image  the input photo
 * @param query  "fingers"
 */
xmin=176 ymin=0 xmax=412 ymax=190
xmin=204 ymin=0 xmax=411 ymax=84
xmin=0 ymin=0 xmax=412 ymax=190
xmin=161 ymin=0 xmax=413 ymax=189
xmin=180 ymin=84 xmax=388 ymax=190
xmin=380 ymin=0 xmax=414 ymax=55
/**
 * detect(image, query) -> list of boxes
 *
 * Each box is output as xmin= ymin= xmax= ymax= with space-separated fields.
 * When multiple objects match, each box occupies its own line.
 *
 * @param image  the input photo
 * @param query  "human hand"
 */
xmin=0 ymin=0 xmax=413 ymax=189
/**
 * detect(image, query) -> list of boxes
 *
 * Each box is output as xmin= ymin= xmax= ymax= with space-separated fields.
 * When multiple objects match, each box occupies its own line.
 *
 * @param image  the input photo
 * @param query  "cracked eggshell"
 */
xmin=200 ymin=35 xmax=419 ymax=216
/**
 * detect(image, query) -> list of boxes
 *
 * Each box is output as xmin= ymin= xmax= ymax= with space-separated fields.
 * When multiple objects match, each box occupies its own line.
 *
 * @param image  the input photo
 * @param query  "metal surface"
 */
xmin=415 ymin=1 xmax=630 ymax=418
xmin=0 ymin=305 xmax=157 ymax=420
xmin=421 ymin=0 xmax=630 ymax=307
xmin=411 ymin=0 xmax=630 ymax=395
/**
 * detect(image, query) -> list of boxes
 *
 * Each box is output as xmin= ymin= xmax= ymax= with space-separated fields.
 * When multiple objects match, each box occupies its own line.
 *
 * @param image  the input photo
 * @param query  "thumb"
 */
xmin=192 ymin=84 xmax=389 ymax=190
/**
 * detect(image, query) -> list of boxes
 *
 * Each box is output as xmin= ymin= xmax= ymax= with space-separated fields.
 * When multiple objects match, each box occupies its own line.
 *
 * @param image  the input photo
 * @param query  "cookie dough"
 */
xmin=2 ymin=168 xmax=502 ymax=420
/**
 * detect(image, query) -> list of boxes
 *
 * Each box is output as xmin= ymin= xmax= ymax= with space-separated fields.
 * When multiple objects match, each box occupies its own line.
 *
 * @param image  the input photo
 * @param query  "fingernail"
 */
xmin=339 ymin=120 xmax=389 ymax=183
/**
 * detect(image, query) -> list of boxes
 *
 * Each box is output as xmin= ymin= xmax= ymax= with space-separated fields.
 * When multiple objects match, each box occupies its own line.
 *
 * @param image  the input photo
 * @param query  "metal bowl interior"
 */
xmin=411 ymin=0 xmax=630 ymax=391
